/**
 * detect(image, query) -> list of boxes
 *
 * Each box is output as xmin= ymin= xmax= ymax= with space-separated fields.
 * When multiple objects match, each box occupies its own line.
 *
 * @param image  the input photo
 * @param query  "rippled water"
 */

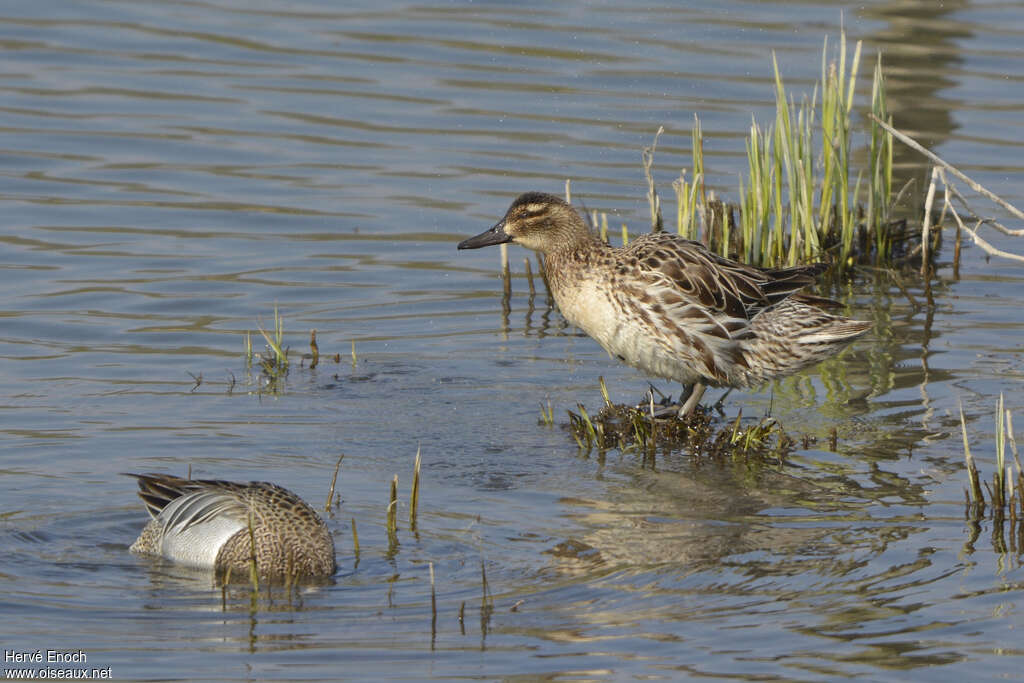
xmin=3 ymin=0 xmax=1024 ymax=680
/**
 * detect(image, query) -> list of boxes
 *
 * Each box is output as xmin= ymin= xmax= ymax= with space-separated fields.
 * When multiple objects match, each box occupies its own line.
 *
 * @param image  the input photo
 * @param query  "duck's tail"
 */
xmin=735 ymin=297 xmax=871 ymax=386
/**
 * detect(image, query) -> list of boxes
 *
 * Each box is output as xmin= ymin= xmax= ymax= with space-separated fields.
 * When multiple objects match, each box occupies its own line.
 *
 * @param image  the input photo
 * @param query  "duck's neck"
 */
xmin=540 ymin=231 xmax=610 ymax=290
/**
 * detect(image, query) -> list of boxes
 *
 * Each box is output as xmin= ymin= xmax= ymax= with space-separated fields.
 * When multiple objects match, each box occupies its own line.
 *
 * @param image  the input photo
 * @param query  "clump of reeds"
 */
xmin=380 ymin=448 xmax=425 ymax=547
xmin=242 ymin=307 xmax=369 ymax=396
xmin=961 ymin=395 xmax=1021 ymax=524
xmin=538 ymin=397 xmax=554 ymax=426
xmin=646 ymin=31 xmax=913 ymax=273
xmin=257 ymin=304 xmax=289 ymax=373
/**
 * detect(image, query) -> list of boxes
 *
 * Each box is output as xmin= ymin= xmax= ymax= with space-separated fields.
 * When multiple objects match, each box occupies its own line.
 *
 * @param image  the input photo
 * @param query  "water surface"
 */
xmin=3 ymin=0 xmax=1024 ymax=680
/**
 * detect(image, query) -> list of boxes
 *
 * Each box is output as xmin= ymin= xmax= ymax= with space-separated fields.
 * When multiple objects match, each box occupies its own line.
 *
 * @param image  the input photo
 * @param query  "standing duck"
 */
xmin=458 ymin=192 xmax=870 ymax=415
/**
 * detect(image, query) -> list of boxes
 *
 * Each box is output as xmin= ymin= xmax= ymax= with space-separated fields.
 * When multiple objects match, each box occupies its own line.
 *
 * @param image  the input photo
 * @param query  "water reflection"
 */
xmin=863 ymin=0 xmax=969 ymax=157
xmin=530 ymin=452 xmax=969 ymax=675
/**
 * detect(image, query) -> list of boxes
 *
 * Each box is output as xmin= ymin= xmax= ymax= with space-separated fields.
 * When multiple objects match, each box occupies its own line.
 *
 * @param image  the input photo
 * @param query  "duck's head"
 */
xmin=458 ymin=192 xmax=590 ymax=254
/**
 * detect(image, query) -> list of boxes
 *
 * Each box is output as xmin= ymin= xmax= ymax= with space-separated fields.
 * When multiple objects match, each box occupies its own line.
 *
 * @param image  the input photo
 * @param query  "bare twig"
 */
xmin=921 ymin=166 xmax=939 ymax=275
xmin=957 ymin=218 xmax=1024 ymax=264
xmin=985 ymin=220 xmax=1024 ymax=237
xmin=870 ymin=114 xmax=1024 ymax=222
xmin=940 ymin=170 xmax=1024 ymax=264
xmin=642 ymin=126 xmax=665 ymax=232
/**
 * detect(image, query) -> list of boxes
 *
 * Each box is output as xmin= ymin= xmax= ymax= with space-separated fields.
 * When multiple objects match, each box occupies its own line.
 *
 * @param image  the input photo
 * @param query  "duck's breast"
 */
xmin=553 ymin=271 xmax=710 ymax=385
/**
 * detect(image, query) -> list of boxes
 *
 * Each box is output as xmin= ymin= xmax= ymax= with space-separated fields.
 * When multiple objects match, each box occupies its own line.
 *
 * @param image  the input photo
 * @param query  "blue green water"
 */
xmin=2 ymin=1 xmax=1024 ymax=679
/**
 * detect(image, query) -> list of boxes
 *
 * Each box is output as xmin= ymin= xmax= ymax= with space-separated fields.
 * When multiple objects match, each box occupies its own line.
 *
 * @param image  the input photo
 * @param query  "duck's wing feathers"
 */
xmin=625 ymin=233 xmax=826 ymax=321
xmin=612 ymin=235 xmax=828 ymax=383
xmin=127 ymin=473 xmax=251 ymax=527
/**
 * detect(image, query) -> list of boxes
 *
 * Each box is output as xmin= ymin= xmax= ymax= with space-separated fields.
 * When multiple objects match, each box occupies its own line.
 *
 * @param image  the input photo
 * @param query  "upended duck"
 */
xmin=127 ymin=473 xmax=335 ymax=579
xmin=458 ymin=192 xmax=870 ymax=416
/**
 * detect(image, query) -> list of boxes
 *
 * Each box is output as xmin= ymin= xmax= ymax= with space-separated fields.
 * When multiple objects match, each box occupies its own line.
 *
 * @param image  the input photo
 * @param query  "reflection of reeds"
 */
xmin=429 ymin=561 xmax=437 ymax=630
xmin=480 ymin=560 xmax=493 ymax=618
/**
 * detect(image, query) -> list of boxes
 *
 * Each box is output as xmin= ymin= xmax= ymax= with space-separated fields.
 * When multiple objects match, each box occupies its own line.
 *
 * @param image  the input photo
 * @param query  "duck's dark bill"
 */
xmin=457 ymin=222 xmax=512 ymax=250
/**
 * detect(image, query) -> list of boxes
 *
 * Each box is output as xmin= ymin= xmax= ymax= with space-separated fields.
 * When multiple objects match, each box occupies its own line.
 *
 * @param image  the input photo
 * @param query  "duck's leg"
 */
xmin=677 ymin=383 xmax=706 ymax=417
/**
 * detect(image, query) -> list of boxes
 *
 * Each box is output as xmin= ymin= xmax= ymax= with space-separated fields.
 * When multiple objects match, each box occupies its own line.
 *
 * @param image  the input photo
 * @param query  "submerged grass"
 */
xmin=241 ymin=306 xmax=367 ymax=395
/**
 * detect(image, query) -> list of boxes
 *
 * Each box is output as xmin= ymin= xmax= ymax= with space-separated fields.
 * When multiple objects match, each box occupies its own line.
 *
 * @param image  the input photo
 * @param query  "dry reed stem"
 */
xmin=429 ymin=562 xmax=437 ymax=621
xmin=960 ymin=403 xmax=985 ymax=510
xmin=247 ymin=510 xmax=259 ymax=592
xmin=870 ymin=114 xmax=1024 ymax=222
xmin=942 ymin=181 xmax=1024 ymax=264
xmin=387 ymin=475 xmax=398 ymax=538
xmin=535 ymin=254 xmax=552 ymax=303
xmin=598 ymin=376 xmax=611 ymax=408
xmin=642 ymin=126 xmax=665 ymax=232
xmin=409 ymin=445 xmax=422 ymax=528
xmin=921 ymin=166 xmax=939 ymax=275
xmin=325 ymin=453 xmax=344 ymax=513
xmin=500 ymin=243 xmax=511 ymax=299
